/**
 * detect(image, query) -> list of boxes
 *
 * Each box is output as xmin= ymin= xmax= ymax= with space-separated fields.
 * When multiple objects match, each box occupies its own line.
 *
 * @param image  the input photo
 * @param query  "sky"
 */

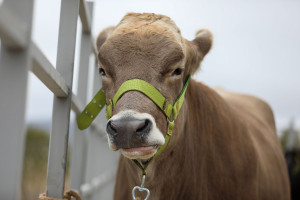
xmin=26 ymin=0 xmax=300 ymax=133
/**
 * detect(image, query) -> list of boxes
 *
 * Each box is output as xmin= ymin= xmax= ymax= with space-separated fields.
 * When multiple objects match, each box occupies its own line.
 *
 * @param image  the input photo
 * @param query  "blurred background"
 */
xmin=17 ymin=0 xmax=300 ymax=199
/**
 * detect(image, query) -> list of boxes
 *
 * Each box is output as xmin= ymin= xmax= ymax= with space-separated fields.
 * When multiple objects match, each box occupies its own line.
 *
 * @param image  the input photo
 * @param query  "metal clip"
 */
xmin=132 ymin=175 xmax=150 ymax=200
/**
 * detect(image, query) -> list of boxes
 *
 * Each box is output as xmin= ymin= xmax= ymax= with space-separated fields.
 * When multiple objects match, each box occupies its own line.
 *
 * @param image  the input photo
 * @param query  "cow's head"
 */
xmin=96 ymin=13 xmax=212 ymax=160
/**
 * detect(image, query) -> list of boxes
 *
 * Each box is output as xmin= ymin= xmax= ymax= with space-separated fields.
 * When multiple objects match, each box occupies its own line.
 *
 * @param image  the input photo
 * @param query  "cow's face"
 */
xmin=96 ymin=13 xmax=212 ymax=160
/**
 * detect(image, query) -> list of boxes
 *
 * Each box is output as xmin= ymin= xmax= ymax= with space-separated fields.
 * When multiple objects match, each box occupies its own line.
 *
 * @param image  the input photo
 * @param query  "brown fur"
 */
xmin=95 ymin=13 xmax=290 ymax=199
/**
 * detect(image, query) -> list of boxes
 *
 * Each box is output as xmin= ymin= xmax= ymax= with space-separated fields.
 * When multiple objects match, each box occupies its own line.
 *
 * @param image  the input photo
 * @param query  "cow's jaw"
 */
xmin=107 ymin=110 xmax=165 ymax=160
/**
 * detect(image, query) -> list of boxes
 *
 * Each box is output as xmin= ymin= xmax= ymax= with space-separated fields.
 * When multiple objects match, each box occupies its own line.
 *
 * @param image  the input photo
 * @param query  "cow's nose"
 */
xmin=106 ymin=118 xmax=152 ymax=137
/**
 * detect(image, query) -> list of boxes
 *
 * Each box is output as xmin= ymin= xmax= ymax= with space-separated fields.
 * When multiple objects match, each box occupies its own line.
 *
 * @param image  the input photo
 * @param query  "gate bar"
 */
xmin=46 ymin=0 xmax=80 ymax=198
xmin=0 ymin=0 xmax=34 ymax=199
xmin=70 ymin=1 xmax=94 ymax=192
xmin=31 ymin=43 xmax=69 ymax=97
xmin=79 ymin=0 xmax=92 ymax=33
xmin=0 ymin=3 xmax=29 ymax=50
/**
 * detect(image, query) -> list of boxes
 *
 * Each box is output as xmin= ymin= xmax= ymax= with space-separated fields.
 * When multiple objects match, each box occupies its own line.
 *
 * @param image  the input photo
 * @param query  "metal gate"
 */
xmin=0 ymin=0 xmax=118 ymax=199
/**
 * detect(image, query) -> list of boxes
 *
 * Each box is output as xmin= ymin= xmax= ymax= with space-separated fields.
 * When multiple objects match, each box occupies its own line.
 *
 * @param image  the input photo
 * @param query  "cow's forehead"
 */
xmin=113 ymin=13 xmax=183 ymax=47
xmin=98 ymin=13 xmax=185 ymax=75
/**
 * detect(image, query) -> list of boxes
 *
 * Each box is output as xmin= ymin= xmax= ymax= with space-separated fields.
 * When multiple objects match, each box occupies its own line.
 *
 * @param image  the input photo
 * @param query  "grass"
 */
xmin=21 ymin=127 xmax=69 ymax=200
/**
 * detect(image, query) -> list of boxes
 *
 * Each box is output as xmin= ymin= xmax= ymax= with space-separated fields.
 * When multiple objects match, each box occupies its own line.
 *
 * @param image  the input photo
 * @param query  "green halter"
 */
xmin=77 ymin=76 xmax=191 ymax=175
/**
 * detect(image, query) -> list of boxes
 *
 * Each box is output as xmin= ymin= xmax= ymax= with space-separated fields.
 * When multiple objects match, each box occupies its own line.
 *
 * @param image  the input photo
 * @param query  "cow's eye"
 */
xmin=99 ymin=68 xmax=106 ymax=76
xmin=172 ymin=68 xmax=183 ymax=76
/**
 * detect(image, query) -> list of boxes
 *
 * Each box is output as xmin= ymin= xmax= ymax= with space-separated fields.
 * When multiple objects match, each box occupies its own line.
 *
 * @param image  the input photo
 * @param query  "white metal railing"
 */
xmin=80 ymin=169 xmax=116 ymax=198
xmin=0 ymin=0 xmax=118 ymax=199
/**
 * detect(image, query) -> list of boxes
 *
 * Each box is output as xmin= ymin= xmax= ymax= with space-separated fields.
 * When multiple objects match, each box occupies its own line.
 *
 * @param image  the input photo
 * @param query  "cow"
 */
xmin=92 ymin=13 xmax=290 ymax=199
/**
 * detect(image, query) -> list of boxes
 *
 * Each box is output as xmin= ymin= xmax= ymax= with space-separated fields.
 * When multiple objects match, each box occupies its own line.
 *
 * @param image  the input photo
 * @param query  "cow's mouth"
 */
xmin=120 ymin=145 xmax=159 ymax=160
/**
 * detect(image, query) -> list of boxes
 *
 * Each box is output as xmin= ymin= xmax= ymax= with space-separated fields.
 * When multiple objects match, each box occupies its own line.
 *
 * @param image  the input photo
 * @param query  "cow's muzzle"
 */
xmin=106 ymin=111 xmax=165 ymax=160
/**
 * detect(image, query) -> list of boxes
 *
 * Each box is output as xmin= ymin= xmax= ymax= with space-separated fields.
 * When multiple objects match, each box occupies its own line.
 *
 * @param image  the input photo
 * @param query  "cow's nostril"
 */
xmin=136 ymin=119 xmax=152 ymax=136
xmin=107 ymin=118 xmax=152 ymax=139
xmin=107 ymin=121 xmax=118 ymax=136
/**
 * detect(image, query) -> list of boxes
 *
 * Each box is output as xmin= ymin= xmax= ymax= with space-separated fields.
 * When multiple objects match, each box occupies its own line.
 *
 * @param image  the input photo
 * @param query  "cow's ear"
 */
xmin=96 ymin=26 xmax=115 ymax=51
xmin=184 ymin=29 xmax=213 ymax=75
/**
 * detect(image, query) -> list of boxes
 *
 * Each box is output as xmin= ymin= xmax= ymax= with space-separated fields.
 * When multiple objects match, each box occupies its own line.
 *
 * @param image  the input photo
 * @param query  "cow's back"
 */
xmin=215 ymin=87 xmax=290 ymax=199
xmin=215 ymin=87 xmax=276 ymax=131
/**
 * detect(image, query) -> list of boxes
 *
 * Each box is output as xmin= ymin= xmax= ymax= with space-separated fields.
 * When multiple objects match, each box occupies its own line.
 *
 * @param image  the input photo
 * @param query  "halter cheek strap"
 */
xmin=77 ymin=76 xmax=191 ymax=174
xmin=76 ymin=88 xmax=106 ymax=130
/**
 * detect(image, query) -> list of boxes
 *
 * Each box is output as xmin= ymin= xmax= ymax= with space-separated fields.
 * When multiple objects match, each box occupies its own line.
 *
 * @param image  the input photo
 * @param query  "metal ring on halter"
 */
xmin=132 ymin=175 xmax=150 ymax=200
xmin=167 ymin=118 xmax=175 ymax=124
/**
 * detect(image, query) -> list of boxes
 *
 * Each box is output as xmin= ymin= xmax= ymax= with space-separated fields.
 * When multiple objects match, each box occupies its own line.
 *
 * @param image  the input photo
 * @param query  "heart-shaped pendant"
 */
xmin=132 ymin=185 xmax=150 ymax=200
xmin=132 ymin=175 xmax=150 ymax=200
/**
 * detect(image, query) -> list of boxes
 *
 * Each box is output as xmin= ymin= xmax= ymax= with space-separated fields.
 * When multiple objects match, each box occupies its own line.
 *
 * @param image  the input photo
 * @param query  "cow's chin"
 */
xmin=120 ymin=145 xmax=158 ymax=160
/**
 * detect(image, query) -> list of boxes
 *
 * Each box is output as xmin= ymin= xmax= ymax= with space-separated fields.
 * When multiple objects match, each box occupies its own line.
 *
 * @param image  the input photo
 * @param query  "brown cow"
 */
xmin=95 ymin=13 xmax=290 ymax=200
